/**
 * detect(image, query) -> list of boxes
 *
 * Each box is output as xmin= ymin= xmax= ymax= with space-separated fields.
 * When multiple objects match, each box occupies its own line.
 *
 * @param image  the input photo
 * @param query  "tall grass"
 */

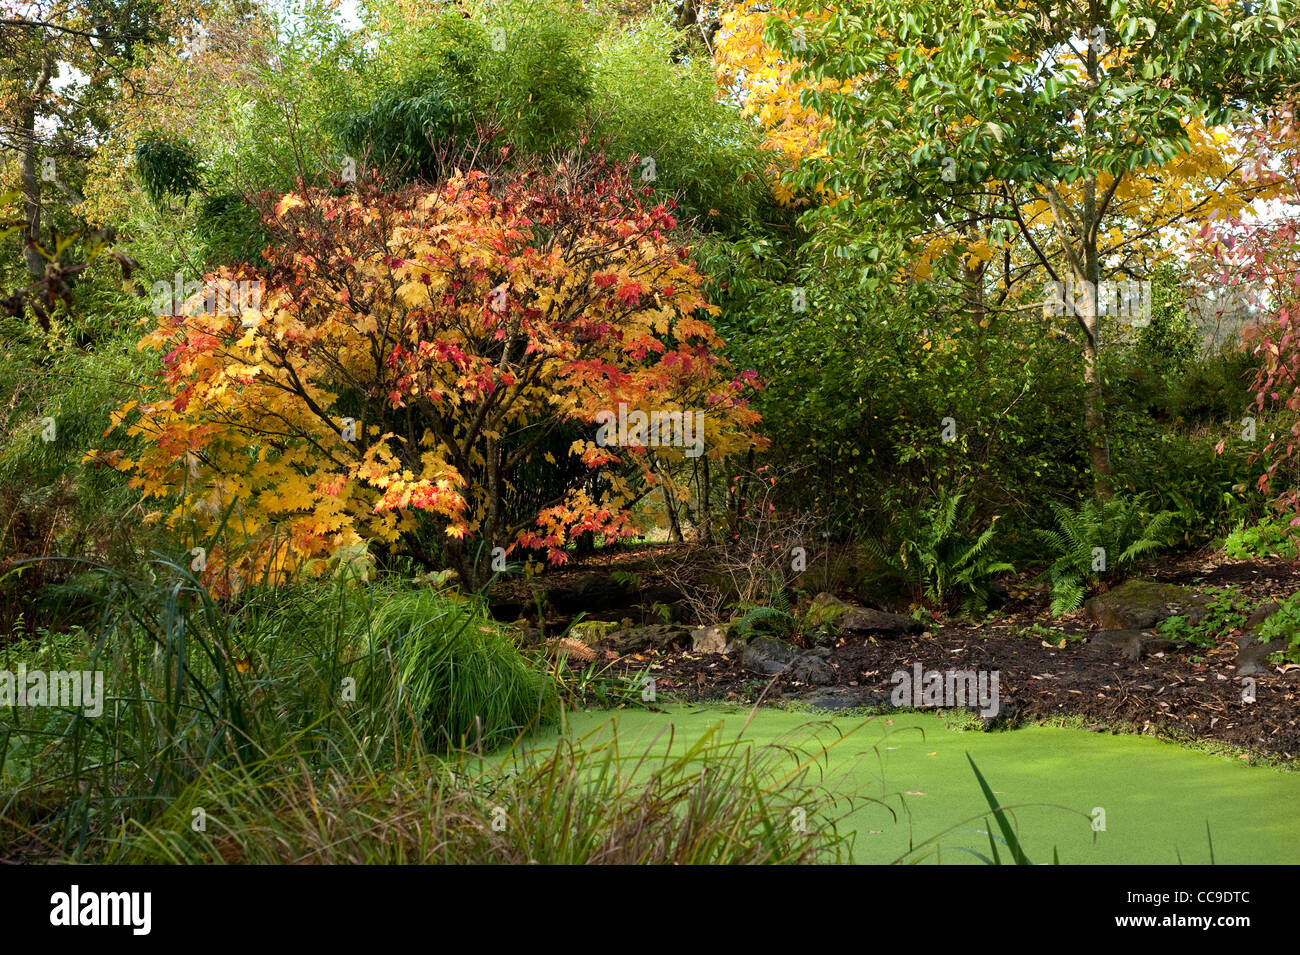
xmin=0 ymin=558 xmax=555 ymax=860
xmin=110 ymin=719 xmax=864 ymax=864
xmin=360 ymin=584 xmax=556 ymax=753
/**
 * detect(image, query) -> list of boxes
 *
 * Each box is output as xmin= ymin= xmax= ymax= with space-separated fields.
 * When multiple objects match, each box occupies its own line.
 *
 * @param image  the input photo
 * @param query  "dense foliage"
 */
xmin=5 ymin=0 xmax=1300 ymax=864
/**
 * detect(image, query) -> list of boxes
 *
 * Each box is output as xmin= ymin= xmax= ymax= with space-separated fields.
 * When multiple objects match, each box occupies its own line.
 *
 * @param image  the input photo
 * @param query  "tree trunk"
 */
xmin=19 ymin=102 xmax=45 ymax=281
xmin=1081 ymin=305 xmax=1112 ymax=498
xmin=661 ymin=482 xmax=684 ymax=542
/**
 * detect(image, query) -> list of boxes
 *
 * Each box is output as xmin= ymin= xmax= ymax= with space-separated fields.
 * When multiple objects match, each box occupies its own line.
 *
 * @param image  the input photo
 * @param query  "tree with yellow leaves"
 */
xmin=102 ymin=153 xmax=765 ymax=589
xmin=727 ymin=0 xmax=1300 ymax=494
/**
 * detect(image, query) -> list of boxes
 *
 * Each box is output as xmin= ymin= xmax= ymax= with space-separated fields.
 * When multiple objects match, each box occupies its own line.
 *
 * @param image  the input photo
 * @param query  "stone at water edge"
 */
xmin=1083 ymin=629 xmax=1177 ymax=662
xmin=740 ymin=635 xmax=803 ymax=674
xmin=1084 ymin=579 xmax=1211 ymax=631
xmin=786 ymin=654 xmax=834 ymax=685
xmin=692 ymin=624 xmax=743 ymax=654
xmin=592 ymin=624 xmax=690 ymax=655
xmin=806 ymin=592 xmax=924 ymax=636
xmin=1235 ymin=601 xmax=1289 ymax=677
xmin=740 ymin=636 xmax=834 ymax=683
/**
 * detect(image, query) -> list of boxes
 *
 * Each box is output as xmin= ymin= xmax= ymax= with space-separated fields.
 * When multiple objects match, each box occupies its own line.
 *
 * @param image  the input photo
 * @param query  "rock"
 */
xmin=1246 ymin=602 xmax=1281 ymax=630
xmin=798 ymin=687 xmax=893 ymax=710
xmin=740 ymin=635 xmax=803 ymax=675
xmin=569 ymin=620 xmax=620 ymax=646
xmin=739 ymin=636 xmax=834 ymax=684
xmin=787 ymin=655 xmax=834 ymax=685
xmin=691 ymin=625 xmax=728 ymax=654
xmin=1083 ymin=629 xmax=1177 ymax=662
xmin=805 ymin=592 xmax=923 ymax=636
xmin=1234 ymin=601 xmax=1290 ymax=676
xmin=1236 ymin=633 xmax=1287 ymax=677
xmin=840 ymin=606 xmax=926 ymax=635
xmin=593 ymin=624 xmax=689 ymax=655
xmin=1084 ymin=580 xmax=1210 ymax=631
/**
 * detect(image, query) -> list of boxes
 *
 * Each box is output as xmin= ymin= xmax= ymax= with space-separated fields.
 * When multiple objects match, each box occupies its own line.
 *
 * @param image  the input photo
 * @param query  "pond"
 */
xmin=530 ymin=705 xmax=1300 ymax=864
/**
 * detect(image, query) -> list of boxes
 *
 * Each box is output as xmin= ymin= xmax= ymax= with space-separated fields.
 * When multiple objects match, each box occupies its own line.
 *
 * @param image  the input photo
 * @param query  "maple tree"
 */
xmin=714 ymin=2 xmax=835 ymax=204
xmin=102 ymin=154 xmax=764 ymax=588
xmin=1204 ymin=106 xmax=1300 ymax=518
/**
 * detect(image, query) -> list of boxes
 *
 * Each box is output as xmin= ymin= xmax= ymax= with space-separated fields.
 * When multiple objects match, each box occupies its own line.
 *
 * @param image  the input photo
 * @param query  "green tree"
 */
xmin=774 ymin=0 xmax=1300 ymax=494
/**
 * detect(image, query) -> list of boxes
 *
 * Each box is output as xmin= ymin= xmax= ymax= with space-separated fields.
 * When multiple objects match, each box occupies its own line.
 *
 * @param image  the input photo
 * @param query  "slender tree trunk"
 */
xmin=19 ymin=102 xmax=45 ymax=281
xmin=1079 ymin=269 xmax=1111 ymax=498
xmin=1081 ymin=25 xmax=1112 ymax=500
xmin=19 ymin=55 xmax=54 ymax=283
xmin=661 ymin=482 xmax=684 ymax=542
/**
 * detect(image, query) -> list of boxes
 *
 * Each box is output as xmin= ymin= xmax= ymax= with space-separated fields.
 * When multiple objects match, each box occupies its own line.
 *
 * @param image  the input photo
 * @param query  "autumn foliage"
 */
xmin=105 ymin=155 xmax=764 ymax=587
xmin=1206 ymin=108 xmax=1300 ymax=517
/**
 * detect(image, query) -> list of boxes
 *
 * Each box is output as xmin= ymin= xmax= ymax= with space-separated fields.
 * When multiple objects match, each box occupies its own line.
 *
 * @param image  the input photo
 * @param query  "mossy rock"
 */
xmin=804 ymin=592 xmax=924 ymax=637
xmin=804 ymin=592 xmax=849 ymax=630
xmin=569 ymin=620 xmax=621 ymax=646
xmin=1084 ymin=579 xmax=1210 ymax=631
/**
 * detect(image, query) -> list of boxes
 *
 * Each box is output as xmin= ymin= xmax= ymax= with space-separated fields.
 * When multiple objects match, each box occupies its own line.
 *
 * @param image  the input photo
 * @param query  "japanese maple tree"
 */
xmin=105 ymin=153 xmax=764 ymax=588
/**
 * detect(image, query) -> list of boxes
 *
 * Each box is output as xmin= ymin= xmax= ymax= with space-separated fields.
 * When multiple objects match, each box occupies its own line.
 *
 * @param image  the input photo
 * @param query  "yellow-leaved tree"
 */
xmin=101 ymin=154 xmax=765 ymax=589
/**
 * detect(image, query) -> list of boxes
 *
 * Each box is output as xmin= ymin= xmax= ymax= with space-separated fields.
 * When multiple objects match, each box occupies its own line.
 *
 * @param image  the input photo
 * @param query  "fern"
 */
xmin=1036 ymin=494 xmax=1174 ymax=615
xmin=868 ymin=492 xmax=1013 ymax=614
xmin=733 ymin=604 xmax=794 ymax=639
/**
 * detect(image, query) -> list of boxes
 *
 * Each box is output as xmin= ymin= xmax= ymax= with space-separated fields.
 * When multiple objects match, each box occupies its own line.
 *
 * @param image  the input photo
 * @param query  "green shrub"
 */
xmin=0 ymin=327 xmax=157 ymax=634
xmin=1222 ymin=516 xmax=1300 ymax=561
xmin=194 ymin=192 xmax=270 ymax=268
xmin=866 ymin=491 xmax=1013 ymax=614
xmin=1156 ymin=587 xmax=1249 ymax=651
xmin=1035 ymin=494 xmax=1173 ymax=615
xmin=134 ymin=133 xmax=205 ymax=205
xmin=330 ymin=74 xmax=462 ymax=180
xmin=1257 ymin=593 xmax=1300 ymax=665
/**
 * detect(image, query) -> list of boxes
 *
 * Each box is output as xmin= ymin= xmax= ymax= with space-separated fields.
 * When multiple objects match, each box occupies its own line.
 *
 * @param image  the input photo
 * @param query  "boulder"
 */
xmin=1236 ymin=634 xmax=1288 ymax=677
xmin=1246 ymin=601 xmax=1281 ymax=630
xmin=798 ymin=687 xmax=893 ymax=710
xmin=1083 ymin=629 xmax=1177 ymax=662
xmin=1084 ymin=580 xmax=1210 ymax=631
xmin=805 ymin=592 xmax=923 ymax=636
xmin=740 ymin=636 xmax=835 ymax=683
xmin=593 ymin=624 xmax=690 ymax=655
xmin=787 ymin=654 xmax=835 ymax=685
xmin=1236 ymin=602 xmax=1287 ymax=677
xmin=740 ymin=636 xmax=803 ymax=675
xmin=691 ymin=625 xmax=728 ymax=654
